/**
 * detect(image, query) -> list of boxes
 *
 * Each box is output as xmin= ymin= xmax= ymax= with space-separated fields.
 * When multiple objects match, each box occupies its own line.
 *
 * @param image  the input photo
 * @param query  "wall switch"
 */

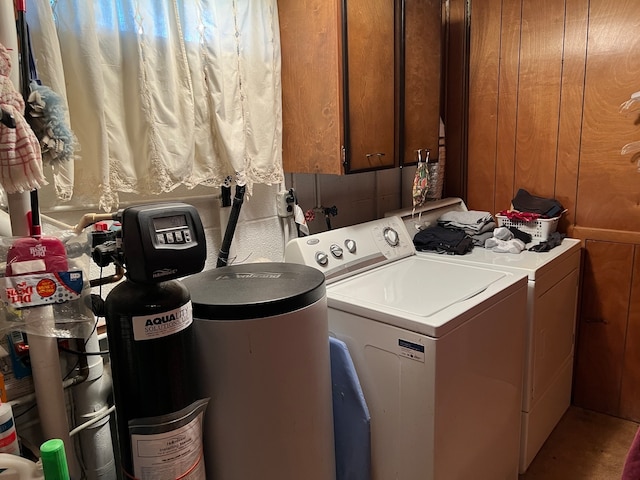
xmin=277 ymin=189 xmax=296 ymax=217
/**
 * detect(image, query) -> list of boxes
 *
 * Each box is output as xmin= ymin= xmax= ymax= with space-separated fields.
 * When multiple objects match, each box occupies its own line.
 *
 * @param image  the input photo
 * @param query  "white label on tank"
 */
xmin=131 ymin=411 xmax=205 ymax=480
xmin=132 ymin=302 xmax=193 ymax=341
xmin=398 ymin=339 xmax=425 ymax=363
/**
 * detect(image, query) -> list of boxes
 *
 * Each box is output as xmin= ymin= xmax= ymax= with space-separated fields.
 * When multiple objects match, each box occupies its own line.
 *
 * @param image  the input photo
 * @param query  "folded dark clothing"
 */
xmin=508 ymin=226 xmax=532 ymax=244
xmin=512 ymin=189 xmax=564 ymax=218
xmin=528 ymin=232 xmax=566 ymax=252
xmin=413 ymin=225 xmax=473 ymax=255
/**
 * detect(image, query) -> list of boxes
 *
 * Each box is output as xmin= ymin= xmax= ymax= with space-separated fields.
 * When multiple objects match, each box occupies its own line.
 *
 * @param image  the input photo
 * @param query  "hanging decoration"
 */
xmin=0 ymin=42 xmax=46 ymax=195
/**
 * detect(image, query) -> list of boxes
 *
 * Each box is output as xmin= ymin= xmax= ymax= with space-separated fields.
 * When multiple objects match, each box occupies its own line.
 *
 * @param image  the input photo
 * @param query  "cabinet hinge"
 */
xmin=341 ymin=145 xmax=347 ymax=167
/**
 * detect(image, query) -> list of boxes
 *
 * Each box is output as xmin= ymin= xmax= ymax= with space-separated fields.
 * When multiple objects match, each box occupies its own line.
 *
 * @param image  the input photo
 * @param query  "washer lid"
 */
xmin=183 ymin=262 xmax=326 ymax=320
xmin=327 ymin=256 xmax=514 ymax=336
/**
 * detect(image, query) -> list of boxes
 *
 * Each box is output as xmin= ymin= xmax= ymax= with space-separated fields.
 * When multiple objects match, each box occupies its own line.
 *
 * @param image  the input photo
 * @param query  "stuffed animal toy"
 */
xmin=27 ymin=80 xmax=78 ymax=166
xmin=0 ymin=42 xmax=47 ymax=194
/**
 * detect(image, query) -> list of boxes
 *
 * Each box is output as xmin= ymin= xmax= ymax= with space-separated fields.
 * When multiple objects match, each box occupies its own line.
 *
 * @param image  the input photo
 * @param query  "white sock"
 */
xmin=493 ymin=227 xmax=514 ymax=241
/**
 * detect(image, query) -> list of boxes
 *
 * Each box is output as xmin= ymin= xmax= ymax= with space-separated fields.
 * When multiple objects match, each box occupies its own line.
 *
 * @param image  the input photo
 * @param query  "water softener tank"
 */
xmin=182 ymin=262 xmax=335 ymax=480
xmin=105 ymin=280 xmax=207 ymax=479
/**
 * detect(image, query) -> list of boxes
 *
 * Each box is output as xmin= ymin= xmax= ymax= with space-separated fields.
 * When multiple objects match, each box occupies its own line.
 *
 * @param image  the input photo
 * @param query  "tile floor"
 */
xmin=519 ymin=406 xmax=639 ymax=480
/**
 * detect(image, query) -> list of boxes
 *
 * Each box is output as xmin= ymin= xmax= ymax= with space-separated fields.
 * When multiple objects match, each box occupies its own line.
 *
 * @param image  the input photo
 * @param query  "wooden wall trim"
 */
xmin=570 ymin=225 xmax=640 ymax=245
xmin=442 ymin=0 xmax=470 ymax=200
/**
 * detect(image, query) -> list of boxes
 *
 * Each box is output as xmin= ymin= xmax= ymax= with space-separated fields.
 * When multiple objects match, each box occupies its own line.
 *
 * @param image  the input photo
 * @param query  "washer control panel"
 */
xmin=284 ymin=216 xmax=415 ymax=283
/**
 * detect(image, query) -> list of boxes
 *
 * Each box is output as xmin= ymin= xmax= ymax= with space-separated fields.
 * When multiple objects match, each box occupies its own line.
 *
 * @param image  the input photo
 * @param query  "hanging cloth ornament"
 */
xmin=0 ymin=43 xmax=47 ymax=194
xmin=24 ymin=23 xmax=77 ymax=166
xmin=412 ymin=149 xmax=430 ymax=209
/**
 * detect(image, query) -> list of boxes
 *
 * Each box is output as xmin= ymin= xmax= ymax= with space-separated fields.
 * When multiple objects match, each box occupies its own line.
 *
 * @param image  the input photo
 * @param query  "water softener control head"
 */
xmin=116 ymin=202 xmax=206 ymax=284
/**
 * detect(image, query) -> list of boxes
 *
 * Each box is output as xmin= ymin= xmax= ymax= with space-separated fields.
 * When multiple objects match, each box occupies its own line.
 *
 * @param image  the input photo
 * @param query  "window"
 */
xmin=27 ymin=0 xmax=283 ymax=211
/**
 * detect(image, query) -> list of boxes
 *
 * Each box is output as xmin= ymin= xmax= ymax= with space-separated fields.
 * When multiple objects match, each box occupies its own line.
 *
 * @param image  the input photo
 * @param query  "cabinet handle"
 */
xmin=365 ymin=153 xmax=386 ymax=164
xmin=583 ymin=316 xmax=608 ymax=324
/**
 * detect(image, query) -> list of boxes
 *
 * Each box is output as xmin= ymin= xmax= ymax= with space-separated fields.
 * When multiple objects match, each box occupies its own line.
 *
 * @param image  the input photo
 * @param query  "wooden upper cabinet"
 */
xmin=344 ymin=0 xmax=396 ymax=172
xmin=279 ymin=0 xmax=442 ymax=175
xmin=278 ymin=0 xmax=344 ymax=174
xmin=402 ymin=0 xmax=442 ymax=167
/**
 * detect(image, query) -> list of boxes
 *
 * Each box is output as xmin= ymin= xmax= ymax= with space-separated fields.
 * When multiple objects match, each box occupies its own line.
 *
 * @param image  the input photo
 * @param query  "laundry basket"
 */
xmin=495 ymin=215 xmax=560 ymax=242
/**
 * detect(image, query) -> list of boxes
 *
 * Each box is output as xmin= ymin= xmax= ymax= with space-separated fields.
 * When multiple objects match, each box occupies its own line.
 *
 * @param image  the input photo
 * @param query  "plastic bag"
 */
xmin=0 ymin=230 xmax=94 ymax=338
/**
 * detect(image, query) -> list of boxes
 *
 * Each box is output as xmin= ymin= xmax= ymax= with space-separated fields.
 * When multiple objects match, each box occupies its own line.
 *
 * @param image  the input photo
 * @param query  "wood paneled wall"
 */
xmin=446 ymin=0 xmax=640 ymax=420
xmin=464 ymin=0 xmax=640 ymax=229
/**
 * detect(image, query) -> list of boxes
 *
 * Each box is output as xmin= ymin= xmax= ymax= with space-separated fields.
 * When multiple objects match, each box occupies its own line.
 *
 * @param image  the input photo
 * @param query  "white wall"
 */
xmin=42 ymin=166 xmax=420 ymax=274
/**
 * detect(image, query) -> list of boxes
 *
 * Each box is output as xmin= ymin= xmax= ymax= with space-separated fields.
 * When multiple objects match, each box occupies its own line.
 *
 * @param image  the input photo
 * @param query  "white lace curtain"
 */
xmin=27 ymin=0 xmax=283 ymax=211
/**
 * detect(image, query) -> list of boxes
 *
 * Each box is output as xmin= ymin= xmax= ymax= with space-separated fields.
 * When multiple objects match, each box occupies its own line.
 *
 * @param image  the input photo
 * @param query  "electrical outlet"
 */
xmin=277 ymin=189 xmax=295 ymax=217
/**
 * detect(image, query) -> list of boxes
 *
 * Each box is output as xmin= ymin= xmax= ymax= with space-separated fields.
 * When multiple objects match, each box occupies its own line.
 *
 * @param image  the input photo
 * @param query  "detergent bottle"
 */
xmin=0 ymin=402 xmax=20 ymax=456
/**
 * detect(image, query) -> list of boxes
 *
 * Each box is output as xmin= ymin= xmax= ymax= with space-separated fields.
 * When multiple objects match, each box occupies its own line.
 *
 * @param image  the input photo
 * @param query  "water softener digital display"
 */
xmin=117 ymin=202 xmax=206 ymax=284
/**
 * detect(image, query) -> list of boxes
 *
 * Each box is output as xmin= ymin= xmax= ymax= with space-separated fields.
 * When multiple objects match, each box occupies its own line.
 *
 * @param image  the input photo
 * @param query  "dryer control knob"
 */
xmin=383 ymin=227 xmax=399 ymax=247
xmin=315 ymin=251 xmax=329 ymax=266
xmin=344 ymin=239 xmax=356 ymax=254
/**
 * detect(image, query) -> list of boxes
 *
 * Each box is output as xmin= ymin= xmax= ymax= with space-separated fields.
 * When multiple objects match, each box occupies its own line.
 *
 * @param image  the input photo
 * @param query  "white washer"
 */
xmin=386 ymin=198 xmax=581 ymax=473
xmin=285 ymin=216 xmax=528 ymax=480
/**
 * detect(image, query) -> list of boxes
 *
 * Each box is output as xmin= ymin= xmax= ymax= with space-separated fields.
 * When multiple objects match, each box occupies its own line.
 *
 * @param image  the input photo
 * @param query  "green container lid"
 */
xmin=40 ymin=439 xmax=70 ymax=480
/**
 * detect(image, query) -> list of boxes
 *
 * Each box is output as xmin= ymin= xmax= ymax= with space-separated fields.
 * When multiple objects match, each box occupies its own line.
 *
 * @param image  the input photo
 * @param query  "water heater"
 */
xmin=182 ymin=262 xmax=336 ymax=480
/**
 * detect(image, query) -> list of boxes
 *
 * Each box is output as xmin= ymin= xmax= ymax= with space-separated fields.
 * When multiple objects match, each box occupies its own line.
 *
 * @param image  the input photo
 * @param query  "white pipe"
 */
xmin=0 ymin=0 xmax=19 ymax=89
xmin=28 ymin=326 xmax=78 ymax=477
xmin=6 ymin=193 xmax=31 ymax=236
xmin=0 ymin=208 xmax=13 ymax=236
xmin=71 ymin=331 xmax=117 ymax=480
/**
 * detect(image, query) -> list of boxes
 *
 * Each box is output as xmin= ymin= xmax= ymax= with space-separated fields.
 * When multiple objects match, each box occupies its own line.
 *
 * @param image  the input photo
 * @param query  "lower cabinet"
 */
xmin=573 ymin=237 xmax=640 ymax=421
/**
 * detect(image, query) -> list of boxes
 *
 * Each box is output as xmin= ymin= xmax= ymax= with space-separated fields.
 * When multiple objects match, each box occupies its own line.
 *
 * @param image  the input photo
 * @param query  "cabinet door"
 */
xmin=279 ymin=0 xmax=344 ymax=175
xmin=620 ymin=245 xmax=640 ymax=421
xmin=344 ymin=0 xmax=397 ymax=172
xmin=573 ymin=240 xmax=633 ymax=415
xmin=402 ymin=0 xmax=442 ymax=166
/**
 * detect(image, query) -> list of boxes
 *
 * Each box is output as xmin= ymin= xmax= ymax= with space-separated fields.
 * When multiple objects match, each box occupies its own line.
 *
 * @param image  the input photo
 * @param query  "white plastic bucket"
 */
xmin=0 ymin=454 xmax=43 ymax=480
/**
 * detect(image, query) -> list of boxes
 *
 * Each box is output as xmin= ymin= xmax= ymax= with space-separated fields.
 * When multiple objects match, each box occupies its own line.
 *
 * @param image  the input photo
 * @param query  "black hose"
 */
xmin=221 ymin=185 xmax=232 ymax=207
xmin=17 ymin=8 xmax=41 ymax=236
xmin=216 ymin=185 xmax=246 ymax=268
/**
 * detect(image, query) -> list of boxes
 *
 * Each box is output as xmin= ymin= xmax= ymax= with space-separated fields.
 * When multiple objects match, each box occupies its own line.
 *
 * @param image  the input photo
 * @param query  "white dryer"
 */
xmin=285 ymin=216 xmax=528 ymax=480
xmin=386 ymin=198 xmax=581 ymax=473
